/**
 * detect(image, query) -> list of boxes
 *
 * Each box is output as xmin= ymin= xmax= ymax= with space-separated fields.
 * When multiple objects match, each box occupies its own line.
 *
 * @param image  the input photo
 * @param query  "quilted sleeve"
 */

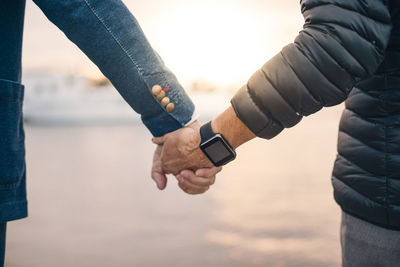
xmin=231 ymin=0 xmax=392 ymax=139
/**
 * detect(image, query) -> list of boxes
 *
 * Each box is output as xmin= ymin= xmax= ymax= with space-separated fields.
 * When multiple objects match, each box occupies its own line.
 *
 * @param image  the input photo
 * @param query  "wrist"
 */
xmin=211 ymin=106 xmax=256 ymax=149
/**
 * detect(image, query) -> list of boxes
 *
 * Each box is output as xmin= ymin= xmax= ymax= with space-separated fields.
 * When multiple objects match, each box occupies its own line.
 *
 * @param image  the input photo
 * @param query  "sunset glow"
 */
xmin=24 ymin=1 xmax=303 ymax=89
xmin=154 ymin=3 xmax=276 ymax=89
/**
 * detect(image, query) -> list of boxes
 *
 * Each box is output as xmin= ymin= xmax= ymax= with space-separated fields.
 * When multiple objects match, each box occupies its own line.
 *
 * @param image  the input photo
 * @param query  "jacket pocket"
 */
xmin=0 ymin=79 xmax=25 ymax=190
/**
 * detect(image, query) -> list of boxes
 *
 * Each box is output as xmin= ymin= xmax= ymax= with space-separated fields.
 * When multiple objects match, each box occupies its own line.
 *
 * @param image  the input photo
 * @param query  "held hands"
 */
xmin=153 ymin=121 xmax=212 ymax=174
xmin=150 ymin=107 xmax=256 ymax=195
xmin=151 ymin=121 xmax=222 ymax=195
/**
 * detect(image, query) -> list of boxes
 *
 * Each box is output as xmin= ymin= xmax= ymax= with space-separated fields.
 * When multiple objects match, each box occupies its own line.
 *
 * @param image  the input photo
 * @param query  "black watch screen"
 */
xmin=200 ymin=122 xmax=236 ymax=167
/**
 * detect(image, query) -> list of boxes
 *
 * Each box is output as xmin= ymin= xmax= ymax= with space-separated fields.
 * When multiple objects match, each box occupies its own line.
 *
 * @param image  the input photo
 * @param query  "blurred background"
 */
xmin=6 ymin=0 xmax=344 ymax=266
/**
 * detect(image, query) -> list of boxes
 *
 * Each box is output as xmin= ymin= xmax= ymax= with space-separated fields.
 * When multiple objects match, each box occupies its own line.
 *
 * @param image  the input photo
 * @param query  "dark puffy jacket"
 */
xmin=231 ymin=0 xmax=400 ymax=230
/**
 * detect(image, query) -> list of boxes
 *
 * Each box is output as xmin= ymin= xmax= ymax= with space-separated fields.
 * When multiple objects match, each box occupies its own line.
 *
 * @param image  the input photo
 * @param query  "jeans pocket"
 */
xmin=0 ymin=79 xmax=25 ymax=190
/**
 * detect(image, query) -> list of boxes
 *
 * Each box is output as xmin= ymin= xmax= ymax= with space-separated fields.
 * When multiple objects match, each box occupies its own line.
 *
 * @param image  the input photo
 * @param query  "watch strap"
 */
xmin=200 ymin=121 xmax=215 ymax=143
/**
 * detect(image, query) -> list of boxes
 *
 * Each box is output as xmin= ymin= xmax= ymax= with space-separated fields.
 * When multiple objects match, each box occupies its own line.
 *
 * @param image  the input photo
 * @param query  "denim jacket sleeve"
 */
xmin=33 ymin=0 xmax=195 ymax=137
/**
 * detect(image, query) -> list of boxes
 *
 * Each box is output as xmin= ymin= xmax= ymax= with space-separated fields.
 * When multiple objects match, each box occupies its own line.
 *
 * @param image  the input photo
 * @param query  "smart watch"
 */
xmin=199 ymin=121 xmax=236 ymax=167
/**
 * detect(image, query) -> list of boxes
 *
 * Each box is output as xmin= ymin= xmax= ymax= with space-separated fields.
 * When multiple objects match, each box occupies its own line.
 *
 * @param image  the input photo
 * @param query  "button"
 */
xmin=156 ymin=90 xmax=165 ymax=100
xmin=166 ymin=103 xmax=175 ymax=112
xmin=161 ymin=97 xmax=170 ymax=107
xmin=152 ymin=85 xmax=162 ymax=95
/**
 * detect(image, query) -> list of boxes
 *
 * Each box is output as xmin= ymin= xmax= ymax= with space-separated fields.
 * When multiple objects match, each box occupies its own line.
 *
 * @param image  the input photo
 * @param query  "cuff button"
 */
xmin=152 ymin=85 xmax=162 ymax=95
xmin=166 ymin=103 xmax=175 ymax=113
xmin=156 ymin=90 xmax=166 ymax=100
xmin=161 ymin=97 xmax=170 ymax=107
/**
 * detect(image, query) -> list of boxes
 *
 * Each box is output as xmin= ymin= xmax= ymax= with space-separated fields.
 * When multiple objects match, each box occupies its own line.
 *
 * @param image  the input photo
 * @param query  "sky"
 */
xmin=23 ymin=0 xmax=303 ymax=89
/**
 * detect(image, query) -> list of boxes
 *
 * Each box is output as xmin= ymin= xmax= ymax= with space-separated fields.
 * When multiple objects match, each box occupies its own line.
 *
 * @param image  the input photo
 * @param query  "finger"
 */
xmin=152 ymin=171 xmax=167 ymax=190
xmin=178 ymin=181 xmax=208 ymax=195
xmin=185 ymin=176 xmax=215 ymax=187
xmin=177 ymin=174 xmax=210 ymax=192
xmin=191 ymin=176 xmax=216 ymax=186
xmin=151 ymin=145 xmax=167 ymax=190
xmin=152 ymin=136 xmax=165 ymax=145
xmin=179 ymin=170 xmax=215 ymax=186
xmin=195 ymin=167 xmax=223 ymax=178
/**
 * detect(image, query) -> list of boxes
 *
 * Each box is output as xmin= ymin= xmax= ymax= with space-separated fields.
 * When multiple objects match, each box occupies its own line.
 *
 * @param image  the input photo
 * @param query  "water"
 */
xmin=5 ymin=106 xmax=343 ymax=267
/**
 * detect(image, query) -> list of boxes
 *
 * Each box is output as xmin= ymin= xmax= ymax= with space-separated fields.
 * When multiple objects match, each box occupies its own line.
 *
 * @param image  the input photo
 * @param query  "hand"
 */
xmin=176 ymin=167 xmax=222 ymax=195
xmin=152 ymin=121 xmax=213 ymax=175
xmin=151 ymin=145 xmax=167 ymax=190
xmin=151 ymin=144 xmax=222 ymax=194
xmin=151 ymin=106 xmax=255 ymax=192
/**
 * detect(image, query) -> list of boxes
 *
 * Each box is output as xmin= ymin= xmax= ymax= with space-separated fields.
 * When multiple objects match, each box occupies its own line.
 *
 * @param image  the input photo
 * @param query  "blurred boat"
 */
xmin=22 ymin=73 xmax=232 ymax=125
xmin=23 ymin=73 xmax=139 ymax=125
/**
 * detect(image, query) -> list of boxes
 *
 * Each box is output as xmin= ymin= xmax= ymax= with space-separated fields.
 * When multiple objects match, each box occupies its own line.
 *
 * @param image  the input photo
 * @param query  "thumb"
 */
xmin=151 ymin=145 xmax=167 ymax=190
xmin=151 ymin=171 xmax=167 ymax=190
xmin=152 ymin=136 xmax=165 ymax=145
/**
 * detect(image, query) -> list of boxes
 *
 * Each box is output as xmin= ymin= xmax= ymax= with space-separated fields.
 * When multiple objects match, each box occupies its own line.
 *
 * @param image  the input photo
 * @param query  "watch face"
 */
xmin=200 ymin=135 xmax=236 ymax=166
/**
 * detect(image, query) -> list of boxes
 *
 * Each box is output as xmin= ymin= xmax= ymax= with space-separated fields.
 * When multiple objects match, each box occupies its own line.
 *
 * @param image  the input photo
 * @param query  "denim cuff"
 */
xmin=141 ymin=71 xmax=195 ymax=136
xmin=0 ymin=200 xmax=28 ymax=223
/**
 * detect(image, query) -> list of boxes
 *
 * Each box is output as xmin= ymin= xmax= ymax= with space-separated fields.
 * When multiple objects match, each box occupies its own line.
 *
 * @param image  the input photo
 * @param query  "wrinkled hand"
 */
xmin=176 ymin=167 xmax=222 ymax=195
xmin=151 ymin=145 xmax=167 ymax=190
xmin=152 ymin=121 xmax=213 ymax=175
xmin=151 ymin=144 xmax=222 ymax=194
